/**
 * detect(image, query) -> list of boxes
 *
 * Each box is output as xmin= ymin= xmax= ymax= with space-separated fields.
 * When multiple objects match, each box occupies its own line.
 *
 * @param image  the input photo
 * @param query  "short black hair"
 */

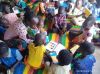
xmin=34 ymin=33 xmax=46 ymax=46
xmin=82 ymin=14 xmax=96 ymax=30
xmin=69 ymin=30 xmax=83 ymax=40
xmin=58 ymin=6 xmax=66 ymax=14
xmin=78 ymin=41 xmax=95 ymax=56
xmin=57 ymin=50 xmax=73 ymax=66
xmin=0 ymin=42 xmax=8 ymax=57
xmin=6 ymin=39 xmax=22 ymax=48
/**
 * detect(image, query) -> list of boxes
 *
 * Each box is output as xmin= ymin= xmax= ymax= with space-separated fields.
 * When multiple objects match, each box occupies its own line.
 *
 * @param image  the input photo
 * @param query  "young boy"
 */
xmin=0 ymin=41 xmax=23 ymax=74
xmin=23 ymin=33 xmax=46 ymax=74
xmin=48 ymin=50 xmax=73 ymax=74
xmin=72 ymin=41 xmax=96 ymax=74
xmin=53 ymin=6 xmax=67 ymax=34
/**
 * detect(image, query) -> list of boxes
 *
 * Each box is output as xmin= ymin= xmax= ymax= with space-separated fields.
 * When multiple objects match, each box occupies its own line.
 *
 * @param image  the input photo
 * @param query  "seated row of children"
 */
xmin=0 ymin=0 xmax=99 ymax=74
xmin=0 ymin=34 xmax=96 ymax=74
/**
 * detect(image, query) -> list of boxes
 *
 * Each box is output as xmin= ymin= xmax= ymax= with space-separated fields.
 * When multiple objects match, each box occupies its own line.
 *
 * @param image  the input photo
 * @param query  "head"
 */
xmin=7 ymin=39 xmax=24 ymax=51
xmin=1 ymin=2 xmax=11 ymax=14
xmin=88 ymin=0 xmax=96 ymax=3
xmin=0 ymin=42 xmax=9 ymax=58
xmin=69 ymin=29 xmax=83 ymax=44
xmin=24 ymin=6 xmax=35 ymax=23
xmin=75 ymin=0 xmax=83 ymax=8
xmin=77 ymin=41 xmax=95 ymax=58
xmin=82 ymin=14 xmax=96 ymax=30
xmin=34 ymin=33 xmax=46 ymax=46
xmin=58 ymin=6 xmax=66 ymax=14
xmin=55 ymin=1 xmax=60 ymax=8
xmin=30 ymin=16 xmax=39 ymax=28
xmin=57 ymin=50 xmax=73 ymax=66
xmin=42 ymin=0 xmax=48 ymax=2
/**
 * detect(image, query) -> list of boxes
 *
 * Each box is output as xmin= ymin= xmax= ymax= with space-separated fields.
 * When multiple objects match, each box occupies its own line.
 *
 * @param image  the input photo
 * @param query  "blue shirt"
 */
xmin=0 ymin=48 xmax=23 ymax=68
xmin=72 ymin=55 xmax=96 ymax=74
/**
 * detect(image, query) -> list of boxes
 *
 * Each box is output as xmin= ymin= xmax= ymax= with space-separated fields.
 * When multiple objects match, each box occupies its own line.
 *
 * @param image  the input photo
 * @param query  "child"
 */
xmin=53 ymin=6 xmax=68 ymax=34
xmin=27 ymin=16 xmax=41 ymax=39
xmin=0 ymin=41 xmax=23 ymax=74
xmin=81 ymin=14 xmax=96 ymax=42
xmin=72 ymin=41 xmax=96 ymax=74
xmin=37 ymin=17 xmax=47 ymax=33
xmin=2 ymin=13 xmax=32 ymax=43
xmin=48 ymin=50 xmax=73 ymax=74
xmin=23 ymin=33 xmax=46 ymax=74
xmin=6 ymin=39 xmax=28 ymax=61
xmin=0 ymin=2 xmax=11 ymax=14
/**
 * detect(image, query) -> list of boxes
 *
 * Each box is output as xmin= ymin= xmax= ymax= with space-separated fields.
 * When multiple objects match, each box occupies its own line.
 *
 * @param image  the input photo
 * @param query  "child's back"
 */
xmin=48 ymin=50 xmax=73 ymax=74
xmin=72 ymin=41 xmax=96 ymax=74
xmin=28 ymin=42 xmax=46 ymax=68
xmin=72 ymin=54 xmax=96 ymax=74
xmin=48 ymin=64 xmax=71 ymax=74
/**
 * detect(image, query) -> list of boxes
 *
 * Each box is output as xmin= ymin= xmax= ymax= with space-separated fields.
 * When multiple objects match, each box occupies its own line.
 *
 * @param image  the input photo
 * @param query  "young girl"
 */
xmin=23 ymin=33 xmax=46 ymax=74
xmin=48 ymin=50 xmax=73 ymax=74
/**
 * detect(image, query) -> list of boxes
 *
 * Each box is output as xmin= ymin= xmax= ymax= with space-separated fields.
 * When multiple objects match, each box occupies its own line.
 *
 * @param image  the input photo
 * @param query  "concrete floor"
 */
xmin=93 ymin=46 xmax=100 ymax=74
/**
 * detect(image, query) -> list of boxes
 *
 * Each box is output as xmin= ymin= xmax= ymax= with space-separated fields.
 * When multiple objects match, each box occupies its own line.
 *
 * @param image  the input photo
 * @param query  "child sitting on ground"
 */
xmin=2 ymin=13 xmax=32 ymax=43
xmin=0 ymin=41 xmax=23 ymax=74
xmin=48 ymin=49 xmax=73 ymax=74
xmin=72 ymin=41 xmax=96 ymax=74
xmin=23 ymin=33 xmax=47 ymax=74
xmin=52 ymin=6 xmax=68 ymax=35
xmin=6 ymin=39 xmax=28 ymax=62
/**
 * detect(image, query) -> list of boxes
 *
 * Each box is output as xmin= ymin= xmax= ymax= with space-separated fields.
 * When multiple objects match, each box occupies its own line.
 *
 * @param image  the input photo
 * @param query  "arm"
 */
xmin=11 ymin=50 xmax=23 ymax=72
xmin=15 ymin=21 xmax=32 ymax=43
xmin=67 ymin=13 xmax=83 ymax=18
xmin=40 ymin=2 xmax=46 ymax=13
xmin=54 ymin=16 xmax=59 ymax=29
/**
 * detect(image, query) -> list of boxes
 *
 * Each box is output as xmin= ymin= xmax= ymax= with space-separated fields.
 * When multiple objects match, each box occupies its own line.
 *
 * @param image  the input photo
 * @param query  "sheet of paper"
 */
xmin=54 ymin=43 xmax=65 ymax=54
xmin=84 ymin=8 xmax=91 ymax=17
xmin=46 ymin=41 xmax=65 ymax=54
xmin=46 ymin=41 xmax=58 ymax=51
xmin=70 ymin=45 xmax=79 ymax=54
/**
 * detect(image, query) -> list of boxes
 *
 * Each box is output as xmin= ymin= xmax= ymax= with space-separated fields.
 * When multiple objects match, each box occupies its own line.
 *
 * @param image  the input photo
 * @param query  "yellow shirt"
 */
xmin=27 ymin=43 xmax=46 ymax=68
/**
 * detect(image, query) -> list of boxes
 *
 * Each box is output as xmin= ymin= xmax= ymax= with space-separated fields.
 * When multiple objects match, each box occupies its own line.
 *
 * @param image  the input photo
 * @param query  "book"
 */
xmin=46 ymin=41 xmax=65 ymax=55
xmin=84 ymin=8 xmax=91 ymax=17
xmin=46 ymin=41 xmax=79 ymax=55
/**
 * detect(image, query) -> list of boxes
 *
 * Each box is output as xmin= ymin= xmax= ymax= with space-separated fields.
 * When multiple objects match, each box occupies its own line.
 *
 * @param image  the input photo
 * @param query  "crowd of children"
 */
xmin=0 ymin=0 xmax=100 ymax=74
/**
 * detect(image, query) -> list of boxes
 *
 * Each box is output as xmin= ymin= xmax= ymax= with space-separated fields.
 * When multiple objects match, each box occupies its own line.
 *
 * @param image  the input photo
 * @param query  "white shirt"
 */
xmin=48 ymin=64 xmax=71 ymax=74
